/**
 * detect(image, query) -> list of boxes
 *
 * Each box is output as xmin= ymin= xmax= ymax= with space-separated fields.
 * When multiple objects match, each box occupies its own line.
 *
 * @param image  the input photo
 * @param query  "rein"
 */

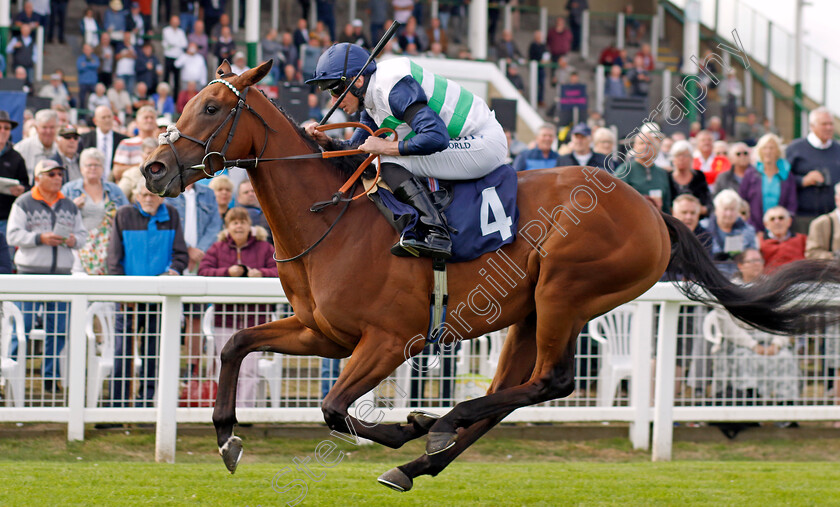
xmin=163 ymin=76 xmax=396 ymax=262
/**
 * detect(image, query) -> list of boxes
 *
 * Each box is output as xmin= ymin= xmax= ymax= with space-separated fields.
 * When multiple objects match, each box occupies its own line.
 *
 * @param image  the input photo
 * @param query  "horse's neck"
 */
xmin=244 ymin=109 xmax=348 ymax=259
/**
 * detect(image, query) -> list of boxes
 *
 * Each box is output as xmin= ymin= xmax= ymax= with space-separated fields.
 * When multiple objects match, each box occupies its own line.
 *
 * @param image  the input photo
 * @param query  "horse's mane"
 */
xmin=264 ymin=94 xmax=368 ymax=178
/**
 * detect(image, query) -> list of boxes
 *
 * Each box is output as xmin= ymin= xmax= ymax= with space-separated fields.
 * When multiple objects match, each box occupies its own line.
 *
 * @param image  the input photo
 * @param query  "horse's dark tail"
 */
xmin=662 ymin=211 xmax=840 ymax=335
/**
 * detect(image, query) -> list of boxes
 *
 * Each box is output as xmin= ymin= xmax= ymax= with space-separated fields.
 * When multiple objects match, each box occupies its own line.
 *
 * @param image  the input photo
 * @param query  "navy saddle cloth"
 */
xmin=372 ymin=164 xmax=519 ymax=262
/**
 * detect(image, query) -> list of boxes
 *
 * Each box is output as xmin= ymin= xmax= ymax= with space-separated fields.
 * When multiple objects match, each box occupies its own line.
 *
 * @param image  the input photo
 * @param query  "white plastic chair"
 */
xmin=702 ymin=309 xmax=724 ymax=354
xmin=589 ymin=305 xmax=635 ymax=407
xmin=203 ymin=305 xmax=284 ymax=407
xmin=481 ymin=329 xmax=506 ymax=379
xmin=1 ymin=302 xmax=27 ymax=407
xmin=86 ymin=302 xmax=116 ymax=408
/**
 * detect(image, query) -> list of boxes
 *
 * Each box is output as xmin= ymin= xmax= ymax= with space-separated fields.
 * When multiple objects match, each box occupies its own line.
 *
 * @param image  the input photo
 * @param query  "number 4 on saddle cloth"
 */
xmin=369 ymin=164 xmax=519 ymax=263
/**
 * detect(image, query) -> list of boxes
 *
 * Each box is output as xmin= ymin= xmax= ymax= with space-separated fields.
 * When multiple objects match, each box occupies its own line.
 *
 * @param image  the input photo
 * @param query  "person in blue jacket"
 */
xmin=106 ymin=181 xmax=188 ymax=409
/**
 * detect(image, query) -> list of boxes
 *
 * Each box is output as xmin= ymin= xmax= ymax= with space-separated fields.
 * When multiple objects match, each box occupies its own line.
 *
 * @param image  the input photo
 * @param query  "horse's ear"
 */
xmin=217 ymin=60 xmax=232 ymax=76
xmin=238 ymin=60 xmax=273 ymax=87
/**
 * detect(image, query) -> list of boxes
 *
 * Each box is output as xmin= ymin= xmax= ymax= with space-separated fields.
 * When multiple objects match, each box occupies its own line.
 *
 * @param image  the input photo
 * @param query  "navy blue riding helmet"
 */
xmin=305 ymin=43 xmax=376 ymax=97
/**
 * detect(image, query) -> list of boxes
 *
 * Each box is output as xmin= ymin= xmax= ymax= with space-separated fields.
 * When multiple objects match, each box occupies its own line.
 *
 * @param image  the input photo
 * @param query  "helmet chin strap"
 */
xmin=347 ymin=75 xmax=369 ymax=110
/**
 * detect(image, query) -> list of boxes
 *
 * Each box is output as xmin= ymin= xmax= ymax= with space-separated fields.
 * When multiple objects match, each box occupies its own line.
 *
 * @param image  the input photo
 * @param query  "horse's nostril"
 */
xmin=147 ymin=162 xmax=165 ymax=176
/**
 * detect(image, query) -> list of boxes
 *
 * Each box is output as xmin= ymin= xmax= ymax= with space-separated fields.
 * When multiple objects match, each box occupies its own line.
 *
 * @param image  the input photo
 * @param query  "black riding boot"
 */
xmin=390 ymin=178 xmax=453 ymax=259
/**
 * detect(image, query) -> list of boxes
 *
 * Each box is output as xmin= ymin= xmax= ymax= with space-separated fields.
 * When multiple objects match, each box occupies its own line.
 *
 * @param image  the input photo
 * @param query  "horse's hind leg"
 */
xmin=378 ymin=316 xmax=539 ymax=492
xmin=213 ymin=316 xmax=350 ymax=472
xmin=423 ymin=299 xmax=581 ymax=456
xmin=319 ymin=331 xmax=439 ymax=449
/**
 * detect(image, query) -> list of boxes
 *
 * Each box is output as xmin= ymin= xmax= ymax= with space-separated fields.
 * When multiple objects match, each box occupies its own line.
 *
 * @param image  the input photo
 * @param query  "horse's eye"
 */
xmin=205 ymin=105 xmax=218 ymax=115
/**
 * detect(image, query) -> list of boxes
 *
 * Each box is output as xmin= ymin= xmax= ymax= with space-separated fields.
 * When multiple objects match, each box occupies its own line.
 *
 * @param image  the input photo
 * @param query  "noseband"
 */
xmin=157 ymin=78 xmax=271 ymax=193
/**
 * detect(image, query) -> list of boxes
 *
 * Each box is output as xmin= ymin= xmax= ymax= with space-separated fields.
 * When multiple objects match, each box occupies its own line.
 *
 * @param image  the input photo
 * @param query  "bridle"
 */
xmin=157 ymin=74 xmax=393 ymax=263
xmin=157 ymin=76 xmax=273 ymax=193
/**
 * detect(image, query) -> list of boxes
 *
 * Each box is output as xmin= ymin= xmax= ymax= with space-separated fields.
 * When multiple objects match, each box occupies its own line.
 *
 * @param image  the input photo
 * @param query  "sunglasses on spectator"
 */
xmin=41 ymin=171 xmax=64 ymax=178
xmin=61 ymin=134 xmax=79 ymax=140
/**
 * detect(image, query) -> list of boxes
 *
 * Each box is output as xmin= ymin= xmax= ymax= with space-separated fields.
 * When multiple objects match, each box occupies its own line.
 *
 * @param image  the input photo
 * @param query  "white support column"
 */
xmin=629 ymin=302 xmax=652 ymax=450
xmin=595 ymin=65 xmax=605 ymax=113
xmin=581 ymin=10 xmax=590 ymax=60
xmin=651 ymin=15 xmax=659 ymax=63
xmin=529 ymin=59 xmax=538 ymax=108
xmin=616 ymin=13 xmax=625 ymax=50
xmin=271 ymin=0 xmax=279 ymax=31
xmin=682 ymin=0 xmax=700 ymax=75
xmin=765 ymin=88 xmax=775 ymax=124
xmin=658 ymin=3 xmax=665 ymax=40
xmin=309 ymin=0 xmax=317 ymax=29
xmin=651 ymin=301 xmax=680 ymax=462
xmin=66 ymin=296 xmax=88 ymax=442
xmin=503 ymin=4 xmax=512 ymax=33
xmin=468 ymin=0 xmax=488 ymax=60
xmin=349 ymin=0 xmax=357 ymax=23
xmin=0 ymin=0 xmax=11 ymax=57
xmin=662 ymin=69 xmax=672 ymax=105
xmin=744 ymin=71 xmax=753 ymax=108
xmin=35 ymin=26 xmax=43 ymax=82
xmin=245 ymin=0 xmax=259 ymax=68
xmin=431 ymin=0 xmax=439 ymax=20
xmin=232 ymin=0 xmax=240 ymax=34
xmin=151 ymin=0 xmax=159 ymax=29
xmin=539 ymin=7 xmax=548 ymax=39
xmin=801 ymin=111 xmax=809 ymax=138
xmin=155 ymin=296 xmax=182 ymax=464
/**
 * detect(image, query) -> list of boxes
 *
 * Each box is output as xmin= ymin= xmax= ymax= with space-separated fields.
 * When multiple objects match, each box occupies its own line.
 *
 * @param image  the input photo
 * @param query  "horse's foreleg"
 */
xmin=213 ymin=316 xmax=350 ymax=472
xmin=378 ymin=317 xmax=538 ymax=492
xmin=320 ymin=331 xmax=430 ymax=449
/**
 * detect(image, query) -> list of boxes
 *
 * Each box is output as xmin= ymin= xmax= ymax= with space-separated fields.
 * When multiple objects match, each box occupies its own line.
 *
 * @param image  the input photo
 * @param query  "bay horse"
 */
xmin=141 ymin=60 xmax=840 ymax=491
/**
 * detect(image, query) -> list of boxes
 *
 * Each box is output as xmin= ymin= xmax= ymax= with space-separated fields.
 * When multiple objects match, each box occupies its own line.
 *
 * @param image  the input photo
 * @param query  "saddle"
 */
xmin=365 ymin=164 xmax=520 ymax=263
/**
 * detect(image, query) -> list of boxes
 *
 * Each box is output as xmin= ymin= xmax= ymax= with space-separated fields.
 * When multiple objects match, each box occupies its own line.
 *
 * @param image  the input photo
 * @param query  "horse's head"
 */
xmin=141 ymin=59 xmax=273 ymax=197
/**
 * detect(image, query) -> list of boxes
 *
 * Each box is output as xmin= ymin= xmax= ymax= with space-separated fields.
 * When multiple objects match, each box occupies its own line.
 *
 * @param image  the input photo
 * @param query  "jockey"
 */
xmin=304 ymin=43 xmax=508 ymax=260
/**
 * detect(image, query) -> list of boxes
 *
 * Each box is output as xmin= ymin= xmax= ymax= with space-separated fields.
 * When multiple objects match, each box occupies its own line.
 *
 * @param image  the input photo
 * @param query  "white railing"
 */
xmin=1 ymin=276 xmax=839 ymax=463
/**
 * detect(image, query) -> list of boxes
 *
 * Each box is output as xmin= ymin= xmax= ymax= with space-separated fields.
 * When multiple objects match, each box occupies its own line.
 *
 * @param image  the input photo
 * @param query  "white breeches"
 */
xmin=380 ymin=119 xmax=508 ymax=180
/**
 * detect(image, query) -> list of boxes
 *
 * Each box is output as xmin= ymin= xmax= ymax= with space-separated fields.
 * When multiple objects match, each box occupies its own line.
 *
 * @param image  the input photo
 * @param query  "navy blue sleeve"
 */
xmin=333 ymin=110 xmax=376 ymax=149
xmin=0 ymin=232 xmax=11 ymax=274
xmin=387 ymin=76 xmax=449 ymax=156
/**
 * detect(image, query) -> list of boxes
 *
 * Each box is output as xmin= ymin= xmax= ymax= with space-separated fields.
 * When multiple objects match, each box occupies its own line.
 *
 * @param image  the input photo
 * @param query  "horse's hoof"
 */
xmin=220 ymin=436 xmax=244 ymax=474
xmin=377 ymin=467 xmax=413 ymax=492
xmin=407 ymin=410 xmax=440 ymax=432
xmin=425 ymin=431 xmax=457 ymax=455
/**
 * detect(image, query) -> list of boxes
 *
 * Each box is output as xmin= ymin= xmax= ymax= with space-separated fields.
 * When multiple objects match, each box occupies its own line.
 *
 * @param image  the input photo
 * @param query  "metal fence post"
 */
xmin=651 ymin=301 xmax=679 ymax=461
xmin=66 ymin=295 xmax=88 ymax=442
xmin=155 ymin=295 xmax=182 ymax=464
xmin=503 ymin=3 xmax=512 ymax=33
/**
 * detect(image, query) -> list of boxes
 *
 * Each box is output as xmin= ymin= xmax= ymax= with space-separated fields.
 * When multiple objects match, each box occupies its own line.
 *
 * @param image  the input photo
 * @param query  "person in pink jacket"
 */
xmin=198 ymin=207 xmax=277 ymax=407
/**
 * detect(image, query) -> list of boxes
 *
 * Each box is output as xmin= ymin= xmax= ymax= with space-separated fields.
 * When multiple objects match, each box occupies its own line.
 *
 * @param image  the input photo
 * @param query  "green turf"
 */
xmin=3 ymin=461 xmax=840 ymax=506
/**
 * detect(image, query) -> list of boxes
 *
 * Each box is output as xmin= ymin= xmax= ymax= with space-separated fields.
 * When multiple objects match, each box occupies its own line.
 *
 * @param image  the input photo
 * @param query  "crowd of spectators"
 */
xmin=3 ymin=1 xmax=840 ymax=413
